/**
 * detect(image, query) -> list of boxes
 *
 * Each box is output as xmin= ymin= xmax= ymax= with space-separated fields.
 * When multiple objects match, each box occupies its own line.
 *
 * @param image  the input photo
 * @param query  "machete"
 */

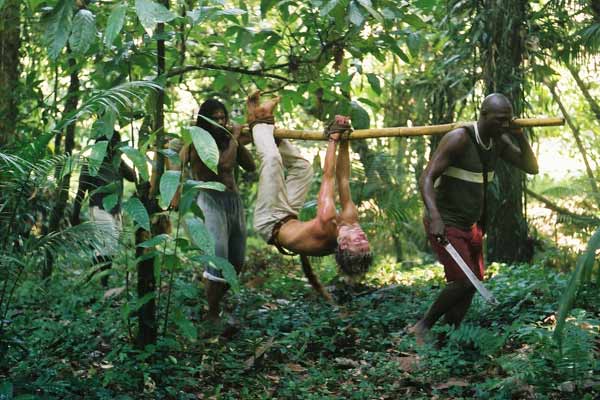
xmin=440 ymin=240 xmax=499 ymax=305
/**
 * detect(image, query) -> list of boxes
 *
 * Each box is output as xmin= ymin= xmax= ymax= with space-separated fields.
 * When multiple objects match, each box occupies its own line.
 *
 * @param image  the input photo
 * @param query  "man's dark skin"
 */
xmin=411 ymin=94 xmax=538 ymax=344
xmin=173 ymin=113 xmax=255 ymax=322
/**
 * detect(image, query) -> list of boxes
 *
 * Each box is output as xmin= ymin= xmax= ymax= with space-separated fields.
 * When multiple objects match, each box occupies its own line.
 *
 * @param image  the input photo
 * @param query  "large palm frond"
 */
xmin=55 ymin=80 xmax=162 ymax=132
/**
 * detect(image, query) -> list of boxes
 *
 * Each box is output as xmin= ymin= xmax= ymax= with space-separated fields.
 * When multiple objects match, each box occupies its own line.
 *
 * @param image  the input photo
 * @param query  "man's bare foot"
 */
xmin=408 ymin=321 xmax=429 ymax=346
xmin=246 ymin=91 xmax=280 ymax=126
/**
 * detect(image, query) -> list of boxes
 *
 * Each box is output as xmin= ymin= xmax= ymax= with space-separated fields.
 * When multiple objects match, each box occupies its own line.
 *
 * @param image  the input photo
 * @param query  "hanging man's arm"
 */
xmin=498 ymin=127 xmax=539 ymax=174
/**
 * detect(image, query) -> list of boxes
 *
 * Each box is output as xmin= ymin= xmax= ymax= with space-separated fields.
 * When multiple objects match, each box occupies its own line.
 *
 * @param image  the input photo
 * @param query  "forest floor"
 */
xmin=2 ymin=240 xmax=599 ymax=399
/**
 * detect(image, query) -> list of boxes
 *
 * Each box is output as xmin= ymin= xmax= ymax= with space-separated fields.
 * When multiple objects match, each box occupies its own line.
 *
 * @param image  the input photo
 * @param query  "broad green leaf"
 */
xmin=403 ymin=13 xmax=427 ymax=29
xmin=69 ymin=9 xmax=96 ymax=54
xmin=184 ymin=217 xmax=214 ymax=256
xmin=366 ymin=73 xmax=382 ymax=95
xmin=0 ymin=0 xmax=6 ymax=9
xmin=120 ymin=146 xmax=149 ymax=181
xmin=188 ymin=126 xmax=218 ymax=175
xmin=123 ymin=197 xmax=150 ymax=231
xmin=92 ymin=111 xmax=116 ymax=138
xmin=102 ymin=192 xmax=119 ymax=212
xmin=192 ymin=255 xmax=240 ymax=293
xmin=218 ymin=8 xmax=246 ymax=16
xmin=350 ymin=101 xmax=370 ymax=129
xmin=357 ymin=0 xmax=383 ymax=22
xmin=414 ymin=0 xmax=437 ymax=12
xmin=187 ymin=8 xmax=203 ymax=24
xmin=261 ymin=0 xmax=278 ymax=15
xmin=320 ymin=0 xmax=340 ymax=16
xmin=348 ymin=1 xmax=365 ymax=26
xmin=104 ymin=4 xmax=127 ymax=47
xmin=160 ymin=170 xmax=181 ymax=208
xmin=191 ymin=181 xmax=226 ymax=191
xmin=131 ymin=292 xmax=156 ymax=312
xmin=158 ymin=148 xmax=181 ymax=167
xmin=135 ymin=0 xmax=176 ymax=36
xmin=92 ymin=181 xmax=118 ymax=196
xmin=42 ymin=0 xmax=75 ymax=60
xmin=407 ymin=32 xmax=420 ymax=58
xmin=174 ymin=309 xmax=197 ymax=340
xmin=87 ymin=140 xmax=108 ymax=176
xmin=138 ymin=233 xmax=170 ymax=248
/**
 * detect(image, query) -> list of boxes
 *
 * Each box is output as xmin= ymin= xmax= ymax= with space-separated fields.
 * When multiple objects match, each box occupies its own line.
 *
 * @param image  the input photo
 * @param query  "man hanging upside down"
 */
xmin=247 ymin=91 xmax=372 ymax=301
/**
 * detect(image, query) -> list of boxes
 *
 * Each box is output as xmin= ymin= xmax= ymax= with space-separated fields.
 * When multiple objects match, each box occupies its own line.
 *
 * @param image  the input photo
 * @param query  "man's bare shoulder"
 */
xmin=279 ymin=218 xmax=337 ymax=256
xmin=437 ymin=126 xmax=471 ymax=154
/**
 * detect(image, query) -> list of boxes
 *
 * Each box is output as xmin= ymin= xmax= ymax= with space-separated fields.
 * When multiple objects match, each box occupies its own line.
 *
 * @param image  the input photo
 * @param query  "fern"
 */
xmin=54 ymin=80 xmax=161 ymax=132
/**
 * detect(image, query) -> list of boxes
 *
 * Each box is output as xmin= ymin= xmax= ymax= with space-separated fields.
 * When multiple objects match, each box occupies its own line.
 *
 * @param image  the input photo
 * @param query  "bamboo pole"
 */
xmin=242 ymin=117 xmax=564 ymax=140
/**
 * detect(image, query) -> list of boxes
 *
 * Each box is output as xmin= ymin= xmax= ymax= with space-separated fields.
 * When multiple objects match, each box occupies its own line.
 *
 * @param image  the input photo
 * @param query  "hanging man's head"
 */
xmin=335 ymin=223 xmax=372 ymax=277
xmin=479 ymin=93 xmax=514 ymax=137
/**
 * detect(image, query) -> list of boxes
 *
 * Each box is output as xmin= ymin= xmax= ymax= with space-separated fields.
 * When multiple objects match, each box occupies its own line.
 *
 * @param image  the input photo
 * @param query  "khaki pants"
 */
xmin=89 ymin=206 xmax=122 ymax=257
xmin=252 ymin=124 xmax=313 ymax=241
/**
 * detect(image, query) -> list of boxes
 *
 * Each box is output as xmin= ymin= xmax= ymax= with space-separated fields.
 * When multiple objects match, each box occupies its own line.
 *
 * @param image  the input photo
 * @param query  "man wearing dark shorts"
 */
xmin=174 ymin=99 xmax=256 ymax=323
xmin=410 ymin=93 xmax=539 ymax=344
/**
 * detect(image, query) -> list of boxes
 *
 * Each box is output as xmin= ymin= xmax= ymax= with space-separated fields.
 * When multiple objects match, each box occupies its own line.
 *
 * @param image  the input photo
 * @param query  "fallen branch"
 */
xmin=525 ymin=188 xmax=599 ymax=225
xmin=242 ymin=117 xmax=565 ymax=140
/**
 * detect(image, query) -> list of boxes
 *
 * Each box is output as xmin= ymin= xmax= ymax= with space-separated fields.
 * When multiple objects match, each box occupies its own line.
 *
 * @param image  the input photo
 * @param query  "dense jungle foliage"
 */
xmin=0 ymin=0 xmax=599 ymax=398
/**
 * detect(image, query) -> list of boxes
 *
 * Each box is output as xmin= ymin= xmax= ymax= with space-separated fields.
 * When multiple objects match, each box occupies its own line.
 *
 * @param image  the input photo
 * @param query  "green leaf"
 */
xmin=123 ymin=197 xmax=150 ymax=231
xmin=403 ymin=13 xmax=427 ymax=29
xmin=87 ymin=140 xmax=108 ymax=176
xmin=189 ymin=180 xmax=226 ymax=191
xmin=320 ymin=0 xmax=340 ymax=16
xmin=184 ymin=217 xmax=214 ymax=256
xmin=92 ymin=111 xmax=116 ymax=138
xmin=218 ymin=8 xmax=246 ymax=16
xmin=0 ymin=0 xmax=6 ymax=10
xmin=350 ymin=101 xmax=370 ymax=129
xmin=42 ymin=0 xmax=75 ymax=60
xmin=0 ymin=380 xmax=13 ymax=398
xmin=104 ymin=4 xmax=128 ymax=47
xmin=366 ymin=73 xmax=382 ymax=95
xmin=69 ymin=9 xmax=96 ymax=54
xmin=188 ymin=126 xmax=218 ymax=175
xmin=357 ymin=0 xmax=383 ymax=22
xmin=554 ymin=227 xmax=600 ymax=345
xmin=406 ymin=32 xmax=420 ymax=58
xmin=158 ymin=148 xmax=181 ymax=167
xmin=348 ymin=1 xmax=365 ymax=26
xmin=135 ymin=0 xmax=176 ymax=36
xmin=121 ymin=146 xmax=149 ymax=181
xmin=261 ymin=0 xmax=278 ymax=15
xmin=102 ymin=192 xmax=119 ymax=212
xmin=174 ymin=309 xmax=197 ymax=340
xmin=160 ymin=170 xmax=181 ymax=208
xmin=193 ymin=255 xmax=239 ymax=293
xmin=138 ymin=233 xmax=170 ymax=248
xmin=414 ymin=0 xmax=437 ymax=12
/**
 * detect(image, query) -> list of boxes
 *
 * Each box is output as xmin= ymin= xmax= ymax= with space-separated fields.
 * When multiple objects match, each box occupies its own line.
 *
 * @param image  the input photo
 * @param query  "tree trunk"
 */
xmin=547 ymin=82 xmax=600 ymax=207
xmin=0 ymin=0 xmax=21 ymax=147
xmin=481 ymin=0 xmax=530 ymax=263
xmin=44 ymin=54 xmax=80 ymax=279
xmin=136 ymin=0 xmax=169 ymax=348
